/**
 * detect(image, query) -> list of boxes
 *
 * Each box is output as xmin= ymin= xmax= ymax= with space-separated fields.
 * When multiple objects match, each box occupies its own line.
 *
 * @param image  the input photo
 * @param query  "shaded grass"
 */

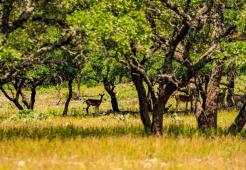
xmin=0 ymin=119 xmax=245 ymax=140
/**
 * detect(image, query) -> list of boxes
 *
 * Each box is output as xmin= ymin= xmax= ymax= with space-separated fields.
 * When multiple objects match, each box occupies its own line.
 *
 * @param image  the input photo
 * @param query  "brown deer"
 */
xmin=84 ymin=93 xmax=104 ymax=115
xmin=175 ymin=81 xmax=197 ymax=113
xmin=175 ymin=93 xmax=191 ymax=113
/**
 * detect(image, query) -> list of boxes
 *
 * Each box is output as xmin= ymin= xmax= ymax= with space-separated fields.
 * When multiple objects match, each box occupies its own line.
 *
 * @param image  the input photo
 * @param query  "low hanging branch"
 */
xmin=0 ymin=0 xmax=35 ymax=35
xmin=0 ymin=27 xmax=77 ymax=87
xmin=0 ymin=80 xmax=24 ymax=110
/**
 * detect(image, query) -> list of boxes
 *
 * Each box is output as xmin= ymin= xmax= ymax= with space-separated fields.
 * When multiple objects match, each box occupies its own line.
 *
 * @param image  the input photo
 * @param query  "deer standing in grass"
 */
xmin=84 ymin=94 xmax=104 ymax=115
xmin=175 ymin=93 xmax=191 ymax=113
xmin=175 ymin=82 xmax=197 ymax=114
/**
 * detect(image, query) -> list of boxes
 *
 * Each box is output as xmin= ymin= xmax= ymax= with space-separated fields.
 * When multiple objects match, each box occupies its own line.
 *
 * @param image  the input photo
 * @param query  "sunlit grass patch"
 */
xmin=0 ymin=83 xmax=245 ymax=169
xmin=0 ymin=135 xmax=245 ymax=170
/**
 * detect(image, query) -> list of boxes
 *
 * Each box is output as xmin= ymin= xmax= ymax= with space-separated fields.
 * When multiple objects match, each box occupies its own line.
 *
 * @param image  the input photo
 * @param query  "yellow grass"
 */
xmin=0 ymin=132 xmax=245 ymax=170
xmin=0 ymin=84 xmax=245 ymax=170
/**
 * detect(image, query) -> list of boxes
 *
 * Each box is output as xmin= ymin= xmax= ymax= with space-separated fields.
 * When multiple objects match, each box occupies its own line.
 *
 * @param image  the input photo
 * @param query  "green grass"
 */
xmin=0 ymin=83 xmax=245 ymax=169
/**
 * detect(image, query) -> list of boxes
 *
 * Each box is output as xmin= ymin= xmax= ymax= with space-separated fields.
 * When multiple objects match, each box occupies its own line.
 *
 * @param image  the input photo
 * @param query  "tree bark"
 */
xmin=228 ymin=103 xmax=246 ymax=133
xmin=62 ymin=80 xmax=73 ymax=116
xmin=204 ymin=60 xmax=224 ymax=129
xmin=12 ymin=99 xmax=24 ymax=110
xmin=151 ymin=83 xmax=176 ymax=135
xmin=20 ymin=91 xmax=30 ymax=109
xmin=201 ymin=75 xmax=209 ymax=110
xmin=147 ymin=89 xmax=153 ymax=112
xmin=29 ymin=85 xmax=37 ymax=110
xmin=0 ymin=86 xmax=24 ymax=110
xmin=76 ymin=78 xmax=81 ymax=100
xmin=132 ymin=72 xmax=152 ymax=133
xmin=195 ymin=100 xmax=207 ymax=129
xmin=227 ymin=67 xmax=235 ymax=107
xmin=110 ymin=92 xmax=120 ymax=112
xmin=103 ymin=78 xmax=120 ymax=112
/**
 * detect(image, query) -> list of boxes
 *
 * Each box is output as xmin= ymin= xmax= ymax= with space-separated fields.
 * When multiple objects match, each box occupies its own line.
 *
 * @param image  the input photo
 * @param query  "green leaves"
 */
xmin=38 ymin=26 xmax=62 ymax=44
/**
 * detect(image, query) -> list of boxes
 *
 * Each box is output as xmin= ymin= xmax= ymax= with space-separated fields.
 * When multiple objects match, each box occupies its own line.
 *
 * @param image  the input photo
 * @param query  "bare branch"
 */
xmin=155 ymin=74 xmax=179 ymax=88
xmin=161 ymin=0 xmax=191 ymax=22
xmin=1 ymin=0 xmax=35 ymax=34
xmin=0 ymin=0 xmax=15 ymax=34
xmin=11 ymin=0 xmax=35 ymax=31
xmin=31 ymin=27 xmax=76 ymax=58
xmin=32 ymin=16 xmax=68 ymax=27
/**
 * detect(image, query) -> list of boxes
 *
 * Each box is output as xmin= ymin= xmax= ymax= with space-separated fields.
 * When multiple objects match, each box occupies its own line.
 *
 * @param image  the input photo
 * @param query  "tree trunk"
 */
xmin=0 ymin=86 xmax=24 ymax=110
xmin=20 ymin=91 xmax=30 ymax=109
xmin=227 ymin=68 xmax=235 ymax=107
xmin=204 ymin=60 xmax=224 ymax=129
xmin=12 ymin=99 xmax=24 ymax=110
xmin=147 ymin=89 xmax=153 ymax=112
xmin=76 ymin=78 xmax=81 ymax=100
xmin=103 ymin=79 xmax=120 ymax=112
xmin=201 ymin=92 xmax=207 ymax=110
xmin=62 ymin=80 xmax=73 ymax=116
xmin=109 ymin=92 xmax=120 ymax=112
xmin=228 ymin=103 xmax=246 ymax=133
xmin=195 ymin=100 xmax=207 ymax=129
xmin=29 ymin=85 xmax=37 ymax=110
xmin=151 ymin=83 xmax=176 ymax=135
xmin=132 ymin=73 xmax=151 ymax=133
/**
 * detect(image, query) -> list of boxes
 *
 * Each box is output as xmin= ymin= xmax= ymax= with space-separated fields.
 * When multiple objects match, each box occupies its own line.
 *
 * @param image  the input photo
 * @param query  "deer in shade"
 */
xmin=175 ymin=81 xmax=197 ymax=113
xmin=175 ymin=93 xmax=191 ymax=113
xmin=84 ymin=93 xmax=104 ymax=115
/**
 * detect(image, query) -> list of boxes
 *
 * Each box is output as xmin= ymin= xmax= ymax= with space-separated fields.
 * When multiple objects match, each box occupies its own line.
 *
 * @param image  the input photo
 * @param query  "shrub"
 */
xmin=9 ymin=110 xmax=51 ymax=122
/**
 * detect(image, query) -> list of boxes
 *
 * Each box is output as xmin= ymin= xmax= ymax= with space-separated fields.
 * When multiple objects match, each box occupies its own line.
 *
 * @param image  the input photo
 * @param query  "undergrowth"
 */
xmin=0 ymin=123 xmax=245 ymax=140
xmin=8 ymin=110 xmax=52 ymax=122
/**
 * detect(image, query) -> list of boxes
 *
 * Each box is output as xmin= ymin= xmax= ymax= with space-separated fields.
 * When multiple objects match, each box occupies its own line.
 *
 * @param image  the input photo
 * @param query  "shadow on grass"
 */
xmin=0 ymin=124 xmax=245 ymax=140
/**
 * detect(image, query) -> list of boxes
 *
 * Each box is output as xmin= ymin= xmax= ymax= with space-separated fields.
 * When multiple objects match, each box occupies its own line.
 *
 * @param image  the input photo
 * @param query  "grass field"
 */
xmin=0 ymin=83 xmax=245 ymax=170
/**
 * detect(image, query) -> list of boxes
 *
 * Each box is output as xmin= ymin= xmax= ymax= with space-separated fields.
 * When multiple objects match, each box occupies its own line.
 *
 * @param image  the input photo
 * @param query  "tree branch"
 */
xmin=10 ymin=0 xmax=35 ymax=32
xmin=161 ymin=0 xmax=191 ymax=22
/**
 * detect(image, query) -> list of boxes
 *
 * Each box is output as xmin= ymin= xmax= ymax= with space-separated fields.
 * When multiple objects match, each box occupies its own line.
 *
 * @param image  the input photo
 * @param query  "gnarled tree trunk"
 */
xmin=227 ymin=65 xmax=235 ymax=107
xmin=103 ymin=78 xmax=120 ymax=112
xmin=132 ymin=72 xmax=151 ymax=133
xmin=29 ymin=85 xmax=37 ymax=110
xmin=76 ymin=78 xmax=81 ymax=100
xmin=0 ymin=83 xmax=24 ymax=110
xmin=203 ymin=60 xmax=224 ymax=129
xmin=228 ymin=103 xmax=246 ymax=133
xmin=151 ymin=83 xmax=176 ymax=135
xmin=62 ymin=80 xmax=73 ymax=116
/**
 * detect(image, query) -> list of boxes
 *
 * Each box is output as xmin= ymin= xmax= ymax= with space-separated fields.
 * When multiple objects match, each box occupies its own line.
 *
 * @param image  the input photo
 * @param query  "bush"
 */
xmin=9 ymin=110 xmax=51 ymax=122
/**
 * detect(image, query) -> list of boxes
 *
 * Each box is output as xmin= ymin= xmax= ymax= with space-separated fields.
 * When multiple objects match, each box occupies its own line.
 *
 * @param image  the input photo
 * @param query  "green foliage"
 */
xmin=113 ymin=114 xmax=132 ymax=121
xmin=9 ymin=110 xmax=51 ymax=122
xmin=234 ymin=4 xmax=246 ymax=32
xmin=26 ymin=64 xmax=51 ymax=79
xmin=38 ymin=26 xmax=62 ymax=44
